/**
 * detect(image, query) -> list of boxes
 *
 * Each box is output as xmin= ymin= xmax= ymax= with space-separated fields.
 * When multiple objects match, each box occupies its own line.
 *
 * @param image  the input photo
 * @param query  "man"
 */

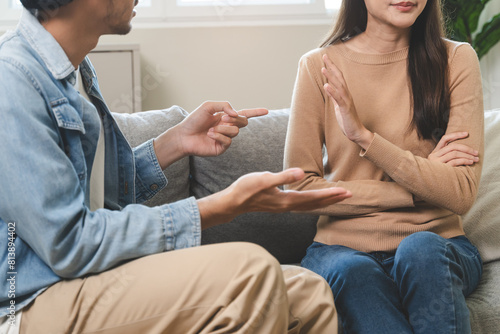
xmin=0 ymin=0 xmax=351 ymax=333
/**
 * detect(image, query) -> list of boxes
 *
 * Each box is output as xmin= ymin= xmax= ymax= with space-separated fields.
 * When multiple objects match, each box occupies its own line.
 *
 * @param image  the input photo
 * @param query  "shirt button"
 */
xmin=150 ymin=184 xmax=159 ymax=191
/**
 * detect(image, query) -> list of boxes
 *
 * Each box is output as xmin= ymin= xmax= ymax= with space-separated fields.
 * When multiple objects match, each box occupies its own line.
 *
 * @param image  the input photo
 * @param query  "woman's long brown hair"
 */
xmin=321 ymin=0 xmax=450 ymax=141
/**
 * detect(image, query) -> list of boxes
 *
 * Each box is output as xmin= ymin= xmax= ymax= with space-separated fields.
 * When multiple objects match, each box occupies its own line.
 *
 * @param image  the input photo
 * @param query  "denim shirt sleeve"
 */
xmin=133 ymin=138 xmax=168 ymax=203
xmin=131 ymin=140 xmax=201 ymax=249
xmin=0 ymin=60 xmax=201 ymax=279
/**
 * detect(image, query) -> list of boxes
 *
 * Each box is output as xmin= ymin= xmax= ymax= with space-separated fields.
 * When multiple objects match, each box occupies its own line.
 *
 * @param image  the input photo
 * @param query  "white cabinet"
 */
xmin=85 ymin=44 xmax=142 ymax=113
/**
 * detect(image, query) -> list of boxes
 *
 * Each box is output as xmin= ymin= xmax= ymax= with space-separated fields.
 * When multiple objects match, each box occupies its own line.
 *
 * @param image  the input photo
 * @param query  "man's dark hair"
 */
xmin=20 ymin=0 xmax=75 ymax=10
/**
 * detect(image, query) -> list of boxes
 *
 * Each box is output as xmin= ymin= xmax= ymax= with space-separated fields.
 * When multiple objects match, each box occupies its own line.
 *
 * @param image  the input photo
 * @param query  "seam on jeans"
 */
xmin=444 ymin=241 xmax=458 ymax=333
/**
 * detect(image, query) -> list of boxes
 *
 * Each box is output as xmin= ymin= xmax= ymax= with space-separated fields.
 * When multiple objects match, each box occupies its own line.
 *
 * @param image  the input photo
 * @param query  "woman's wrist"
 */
xmin=354 ymin=129 xmax=375 ymax=150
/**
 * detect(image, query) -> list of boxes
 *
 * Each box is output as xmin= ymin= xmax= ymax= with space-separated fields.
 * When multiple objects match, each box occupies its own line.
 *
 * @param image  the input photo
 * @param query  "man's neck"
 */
xmin=40 ymin=5 xmax=101 ymax=69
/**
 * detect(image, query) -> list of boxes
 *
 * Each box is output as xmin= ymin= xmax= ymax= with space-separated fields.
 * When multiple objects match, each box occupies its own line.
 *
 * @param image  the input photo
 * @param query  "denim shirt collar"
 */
xmin=17 ymin=8 xmax=75 ymax=81
xmin=16 ymin=9 xmax=101 ymax=108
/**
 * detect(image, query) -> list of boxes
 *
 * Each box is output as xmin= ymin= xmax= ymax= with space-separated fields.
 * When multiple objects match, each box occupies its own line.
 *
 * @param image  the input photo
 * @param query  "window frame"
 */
xmin=0 ymin=0 xmax=337 ymax=29
xmin=134 ymin=0 xmax=334 ymax=26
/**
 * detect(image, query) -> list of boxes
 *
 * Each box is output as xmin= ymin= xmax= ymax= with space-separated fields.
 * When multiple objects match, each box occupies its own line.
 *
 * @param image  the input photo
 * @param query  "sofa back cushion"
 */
xmin=462 ymin=109 xmax=500 ymax=264
xmin=115 ymin=106 xmax=500 ymax=265
xmin=190 ymin=109 xmax=318 ymax=264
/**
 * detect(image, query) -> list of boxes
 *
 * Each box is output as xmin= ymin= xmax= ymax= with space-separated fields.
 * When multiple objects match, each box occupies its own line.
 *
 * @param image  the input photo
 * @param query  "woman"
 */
xmin=284 ymin=0 xmax=484 ymax=333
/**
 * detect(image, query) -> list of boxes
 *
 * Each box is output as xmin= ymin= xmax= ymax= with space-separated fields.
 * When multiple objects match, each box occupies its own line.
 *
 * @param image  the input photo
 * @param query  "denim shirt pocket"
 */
xmin=51 ymin=98 xmax=86 ymax=133
xmin=50 ymin=98 xmax=88 ymax=187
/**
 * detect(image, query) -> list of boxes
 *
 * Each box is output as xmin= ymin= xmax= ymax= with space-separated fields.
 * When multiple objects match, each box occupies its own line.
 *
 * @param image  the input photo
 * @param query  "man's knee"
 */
xmin=282 ymin=265 xmax=333 ymax=300
xmin=209 ymin=242 xmax=284 ymax=286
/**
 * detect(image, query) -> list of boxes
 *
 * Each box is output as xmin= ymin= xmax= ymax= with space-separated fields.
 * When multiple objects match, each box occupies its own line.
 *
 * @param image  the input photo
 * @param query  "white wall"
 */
xmin=1 ymin=5 xmax=498 ymax=112
xmin=97 ymin=24 xmax=331 ymax=112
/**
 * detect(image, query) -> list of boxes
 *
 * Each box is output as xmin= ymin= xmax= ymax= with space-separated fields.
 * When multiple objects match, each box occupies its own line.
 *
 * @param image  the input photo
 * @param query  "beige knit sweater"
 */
xmin=284 ymin=40 xmax=484 ymax=253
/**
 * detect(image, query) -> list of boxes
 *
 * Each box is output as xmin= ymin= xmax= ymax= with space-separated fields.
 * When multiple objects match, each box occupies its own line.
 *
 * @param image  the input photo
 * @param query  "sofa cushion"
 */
xmin=462 ymin=109 xmax=500 ymax=263
xmin=112 ymin=106 xmax=190 ymax=206
xmin=190 ymin=109 xmax=319 ymax=264
xmin=466 ymin=260 xmax=500 ymax=333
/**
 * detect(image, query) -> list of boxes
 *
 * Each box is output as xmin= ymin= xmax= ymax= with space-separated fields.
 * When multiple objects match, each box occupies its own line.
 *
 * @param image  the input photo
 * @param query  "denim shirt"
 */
xmin=0 ymin=9 xmax=201 ymax=316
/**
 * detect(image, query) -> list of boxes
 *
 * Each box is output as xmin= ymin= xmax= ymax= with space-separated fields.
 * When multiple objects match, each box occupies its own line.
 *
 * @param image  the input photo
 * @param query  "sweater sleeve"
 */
xmin=284 ymin=52 xmax=415 ymax=216
xmin=361 ymin=43 xmax=484 ymax=215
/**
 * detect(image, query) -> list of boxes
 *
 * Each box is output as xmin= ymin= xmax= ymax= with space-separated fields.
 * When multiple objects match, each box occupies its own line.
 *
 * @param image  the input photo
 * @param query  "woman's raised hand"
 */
xmin=321 ymin=54 xmax=374 ymax=150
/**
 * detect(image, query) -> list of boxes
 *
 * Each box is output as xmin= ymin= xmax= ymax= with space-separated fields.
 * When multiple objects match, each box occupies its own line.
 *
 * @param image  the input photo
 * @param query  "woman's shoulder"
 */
xmin=299 ymin=44 xmax=342 ymax=67
xmin=302 ymin=43 xmax=341 ymax=55
xmin=443 ymin=39 xmax=481 ymax=87
xmin=300 ymin=47 xmax=323 ymax=63
xmin=443 ymin=39 xmax=479 ymax=63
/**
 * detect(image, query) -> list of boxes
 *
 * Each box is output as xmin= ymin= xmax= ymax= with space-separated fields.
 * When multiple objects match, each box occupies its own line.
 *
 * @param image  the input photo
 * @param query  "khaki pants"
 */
xmin=20 ymin=243 xmax=337 ymax=334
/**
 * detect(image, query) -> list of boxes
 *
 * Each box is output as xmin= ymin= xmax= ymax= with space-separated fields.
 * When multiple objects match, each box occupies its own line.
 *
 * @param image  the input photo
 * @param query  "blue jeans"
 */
xmin=302 ymin=232 xmax=483 ymax=334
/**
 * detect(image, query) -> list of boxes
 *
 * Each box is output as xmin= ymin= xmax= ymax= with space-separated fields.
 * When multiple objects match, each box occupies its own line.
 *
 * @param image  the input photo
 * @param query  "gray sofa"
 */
xmin=114 ymin=107 xmax=500 ymax=333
